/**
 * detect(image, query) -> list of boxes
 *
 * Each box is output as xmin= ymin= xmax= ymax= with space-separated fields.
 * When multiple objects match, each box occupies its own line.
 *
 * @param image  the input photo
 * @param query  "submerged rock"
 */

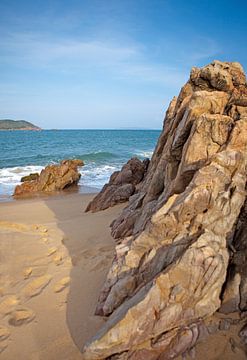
xmin=14 ymin=159 xmax=84 ymax=196
xmin=85 ymin=157 xmax=149 ymax=212
xmin=82 ymin=61 xmax=247 ymax=359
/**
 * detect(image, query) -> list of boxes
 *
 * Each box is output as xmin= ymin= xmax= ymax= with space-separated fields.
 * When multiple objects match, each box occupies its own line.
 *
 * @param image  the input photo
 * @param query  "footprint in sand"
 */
xmin=0 ymin=295 xmax=19 ymax=317
xmin=65 ymin=258 xmax=72 ymax=266
xmin=54 ymin=277 xmax=70 ymax=293
xmin=34 ymin=225 xmax=48 ymax=233
xmin=0 ymin=342 xmax=8 ymax=354
xmin=23 ymin=267 xmax=33 ymax=279
xmin=8 ymin=308 xmax=35 ymax=326
xmin=47 ymin=247 xmax=57 ymax=256
xmin=21 ymin=275 xmax=52 ymax=299
xmin=0 ymin=326 xmax=10 ymax=354
xmin=53 ymin=253 xmax=65 ymax=266
xmin=0 ymin=326 xmax=10 ymax=341
xmin=0 ymin=221 xmax=30 ymax=233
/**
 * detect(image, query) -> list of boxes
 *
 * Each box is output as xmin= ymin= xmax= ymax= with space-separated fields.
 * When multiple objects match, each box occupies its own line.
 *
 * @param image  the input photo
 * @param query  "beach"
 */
xmin=0 ymin=192 xmax=246 ymax=360
xmin=0 ymin=193 xmax=124 ymax=359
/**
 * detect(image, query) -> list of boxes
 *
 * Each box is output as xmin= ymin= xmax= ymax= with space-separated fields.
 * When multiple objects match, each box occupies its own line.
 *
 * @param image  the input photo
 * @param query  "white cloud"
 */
xmin=0 ymin=32 xmax=202 ymax=88
xmin=0 ymin=32 xmax=138 ymax=66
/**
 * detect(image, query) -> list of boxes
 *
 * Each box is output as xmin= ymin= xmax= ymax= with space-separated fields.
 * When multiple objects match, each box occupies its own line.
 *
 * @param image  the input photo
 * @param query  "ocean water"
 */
xmin=0 ymin=129 xmax=160 ymax=200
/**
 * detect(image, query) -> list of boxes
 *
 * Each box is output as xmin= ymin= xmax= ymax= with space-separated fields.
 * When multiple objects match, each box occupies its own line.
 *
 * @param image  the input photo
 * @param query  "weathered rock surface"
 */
xmin=85 ymin=158 xmax=149 ymax=212
xmin=14 ymin=159 xmax=84 ymax=196
xmin=82 ymin=61 xmax=247 ymax=359
xmin=21 ymin=173 xmax=39 ymax=182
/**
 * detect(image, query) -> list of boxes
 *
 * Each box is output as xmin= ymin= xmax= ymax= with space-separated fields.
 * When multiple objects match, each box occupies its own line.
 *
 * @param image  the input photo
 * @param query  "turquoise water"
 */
xmin=0 ymin=129 xmax=160 ymax=199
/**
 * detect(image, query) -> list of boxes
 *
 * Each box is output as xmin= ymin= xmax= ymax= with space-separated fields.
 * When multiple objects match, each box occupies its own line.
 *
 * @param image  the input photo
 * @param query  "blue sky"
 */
xmin=0 ymin=0 xmax=246 ymax=129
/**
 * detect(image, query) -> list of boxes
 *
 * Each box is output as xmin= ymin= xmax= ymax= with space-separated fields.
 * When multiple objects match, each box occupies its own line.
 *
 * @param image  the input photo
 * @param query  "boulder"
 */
xmin=85 ymin=157 xmax=149 ymax=212
xmin=82 ymin=61 xmax=247 ymax=359
xmin=14 ymin=159 xmax=84 ymax=196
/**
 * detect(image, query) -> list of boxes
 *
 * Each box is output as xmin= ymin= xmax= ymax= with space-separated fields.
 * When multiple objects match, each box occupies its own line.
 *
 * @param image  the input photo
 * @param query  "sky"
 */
xmin=0 ymin=0 xmax=247 ymax=129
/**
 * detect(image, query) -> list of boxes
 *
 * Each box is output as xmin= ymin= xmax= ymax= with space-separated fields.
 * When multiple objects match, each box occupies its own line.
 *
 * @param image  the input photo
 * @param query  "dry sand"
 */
xmin=0 ymin=193 xmax=246 ymax=360
xmin=0 ymin=193 xmax=124 ymax=359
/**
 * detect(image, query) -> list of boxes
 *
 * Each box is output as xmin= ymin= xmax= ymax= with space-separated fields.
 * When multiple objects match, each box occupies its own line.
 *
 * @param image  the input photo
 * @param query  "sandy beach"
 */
xmin=0 ymin=193 xmax=124 ymax=359
xmin=0 ymin=192 xmax=246 ymax=360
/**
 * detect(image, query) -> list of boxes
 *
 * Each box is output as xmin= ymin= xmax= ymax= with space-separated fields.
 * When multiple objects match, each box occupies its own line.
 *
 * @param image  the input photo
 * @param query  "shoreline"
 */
xmin=0 ymin=184 xmax=100 ymax=203
xmin=0 ymin=192 xmax=125 ymax=359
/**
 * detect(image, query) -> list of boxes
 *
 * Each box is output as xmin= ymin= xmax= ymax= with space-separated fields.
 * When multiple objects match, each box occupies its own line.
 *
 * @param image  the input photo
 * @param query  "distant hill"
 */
xmin=0 ymin=119 xmax=41 ymax=130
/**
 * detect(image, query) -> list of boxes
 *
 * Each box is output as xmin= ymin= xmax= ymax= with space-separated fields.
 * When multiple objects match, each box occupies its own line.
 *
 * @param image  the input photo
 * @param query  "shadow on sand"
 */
xmin=44 ymin=193 xmax=123 ymax=352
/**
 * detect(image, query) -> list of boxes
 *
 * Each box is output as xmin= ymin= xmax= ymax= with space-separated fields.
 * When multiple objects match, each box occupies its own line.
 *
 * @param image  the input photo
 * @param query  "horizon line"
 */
xmin=41 ymin=128 xmax=162 ymax=131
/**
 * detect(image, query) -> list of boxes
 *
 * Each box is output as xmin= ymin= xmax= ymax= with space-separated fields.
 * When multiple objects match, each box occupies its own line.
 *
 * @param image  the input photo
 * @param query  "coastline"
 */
xmin=0 ymin=193 xmax=125 ymax=359
xmin=0 ymin=184 xmax=100 ymax=203
xmin=0 ymin=129 xmax=160 ymax=200
xmin=0 ymin=129 xmax=41 ymax=131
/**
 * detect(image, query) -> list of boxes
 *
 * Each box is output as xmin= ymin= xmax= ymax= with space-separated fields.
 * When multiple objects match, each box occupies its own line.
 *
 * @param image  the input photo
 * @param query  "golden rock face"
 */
xmin=13 ymin=159 xmax=83 ymax=196
xmin=83 ymin=61 xmax=247 ymax=359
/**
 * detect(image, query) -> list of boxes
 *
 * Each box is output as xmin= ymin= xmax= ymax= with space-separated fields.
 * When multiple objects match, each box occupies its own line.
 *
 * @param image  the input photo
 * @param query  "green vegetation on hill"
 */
xmin=0 ymin=119 xmax=41 ymax=130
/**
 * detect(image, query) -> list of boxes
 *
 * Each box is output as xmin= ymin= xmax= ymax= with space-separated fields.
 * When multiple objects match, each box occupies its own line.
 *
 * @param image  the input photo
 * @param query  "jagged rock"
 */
xmin=21 ymin=173 xmax=39 ymax=182
xmin=111 ymin=61 xmax=247 ymax=240
xmin=82 ymin=61 xmax=247 ymax=360
xmin=85 ymin=158 xmax=149 ymax=212
xmin=14 ymin=159 xmax=84 ymax=196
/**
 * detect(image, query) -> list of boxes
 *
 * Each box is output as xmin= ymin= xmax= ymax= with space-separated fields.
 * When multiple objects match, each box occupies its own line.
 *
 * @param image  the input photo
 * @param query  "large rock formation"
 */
xmin=85 ymin=158 xmax=149 ymax=212
xmin=14 ymin=159 xmax=84 ymax=196
xmin=82 ymin=61 xmax=247 ymax=359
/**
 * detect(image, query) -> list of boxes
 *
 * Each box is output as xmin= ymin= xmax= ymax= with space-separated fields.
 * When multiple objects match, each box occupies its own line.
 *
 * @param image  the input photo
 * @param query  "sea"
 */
xmin=0 ymin=129 xmax=161 ymax=201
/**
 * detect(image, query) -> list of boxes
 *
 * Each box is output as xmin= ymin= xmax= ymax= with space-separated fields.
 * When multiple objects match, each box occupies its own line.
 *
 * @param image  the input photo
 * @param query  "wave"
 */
xmin=135 ymin=150 xmax=154 ymax=159
xmin=0 ymin=165 xmax=44 ymax=186
xmin=0 ymin=165 xmax=44 ymax=197
xmin=0 ymin=163 xmax=119 ymax=197
xmin=0 ymin=152 xmax=119 ymax=170
xmin=0 ymin=149 xmax=153 ymax=198
xmin=80 ymin=164 xmax=118 ymax=188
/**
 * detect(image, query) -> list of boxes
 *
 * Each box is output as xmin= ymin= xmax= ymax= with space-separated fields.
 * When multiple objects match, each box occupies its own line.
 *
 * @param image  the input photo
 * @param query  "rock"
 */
xmin=220 ymin=272 xmax=241 ymax=314
xmin=239 ymin=323 xmax=247 ymax=345
xmin=110 ymin=61 xmax=246 ymax=240
xmin=219 ymin=318 xmax=232 ymax=331
xmin=82 ymin=61 xmax=247 ymax=359
xmin=21 ymin=173 xmax=39 ymax=182
xmin=14 ymin=159 xmax=84 ymax=196
xmin=85 ymin=158 xmax=149 ymax=212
